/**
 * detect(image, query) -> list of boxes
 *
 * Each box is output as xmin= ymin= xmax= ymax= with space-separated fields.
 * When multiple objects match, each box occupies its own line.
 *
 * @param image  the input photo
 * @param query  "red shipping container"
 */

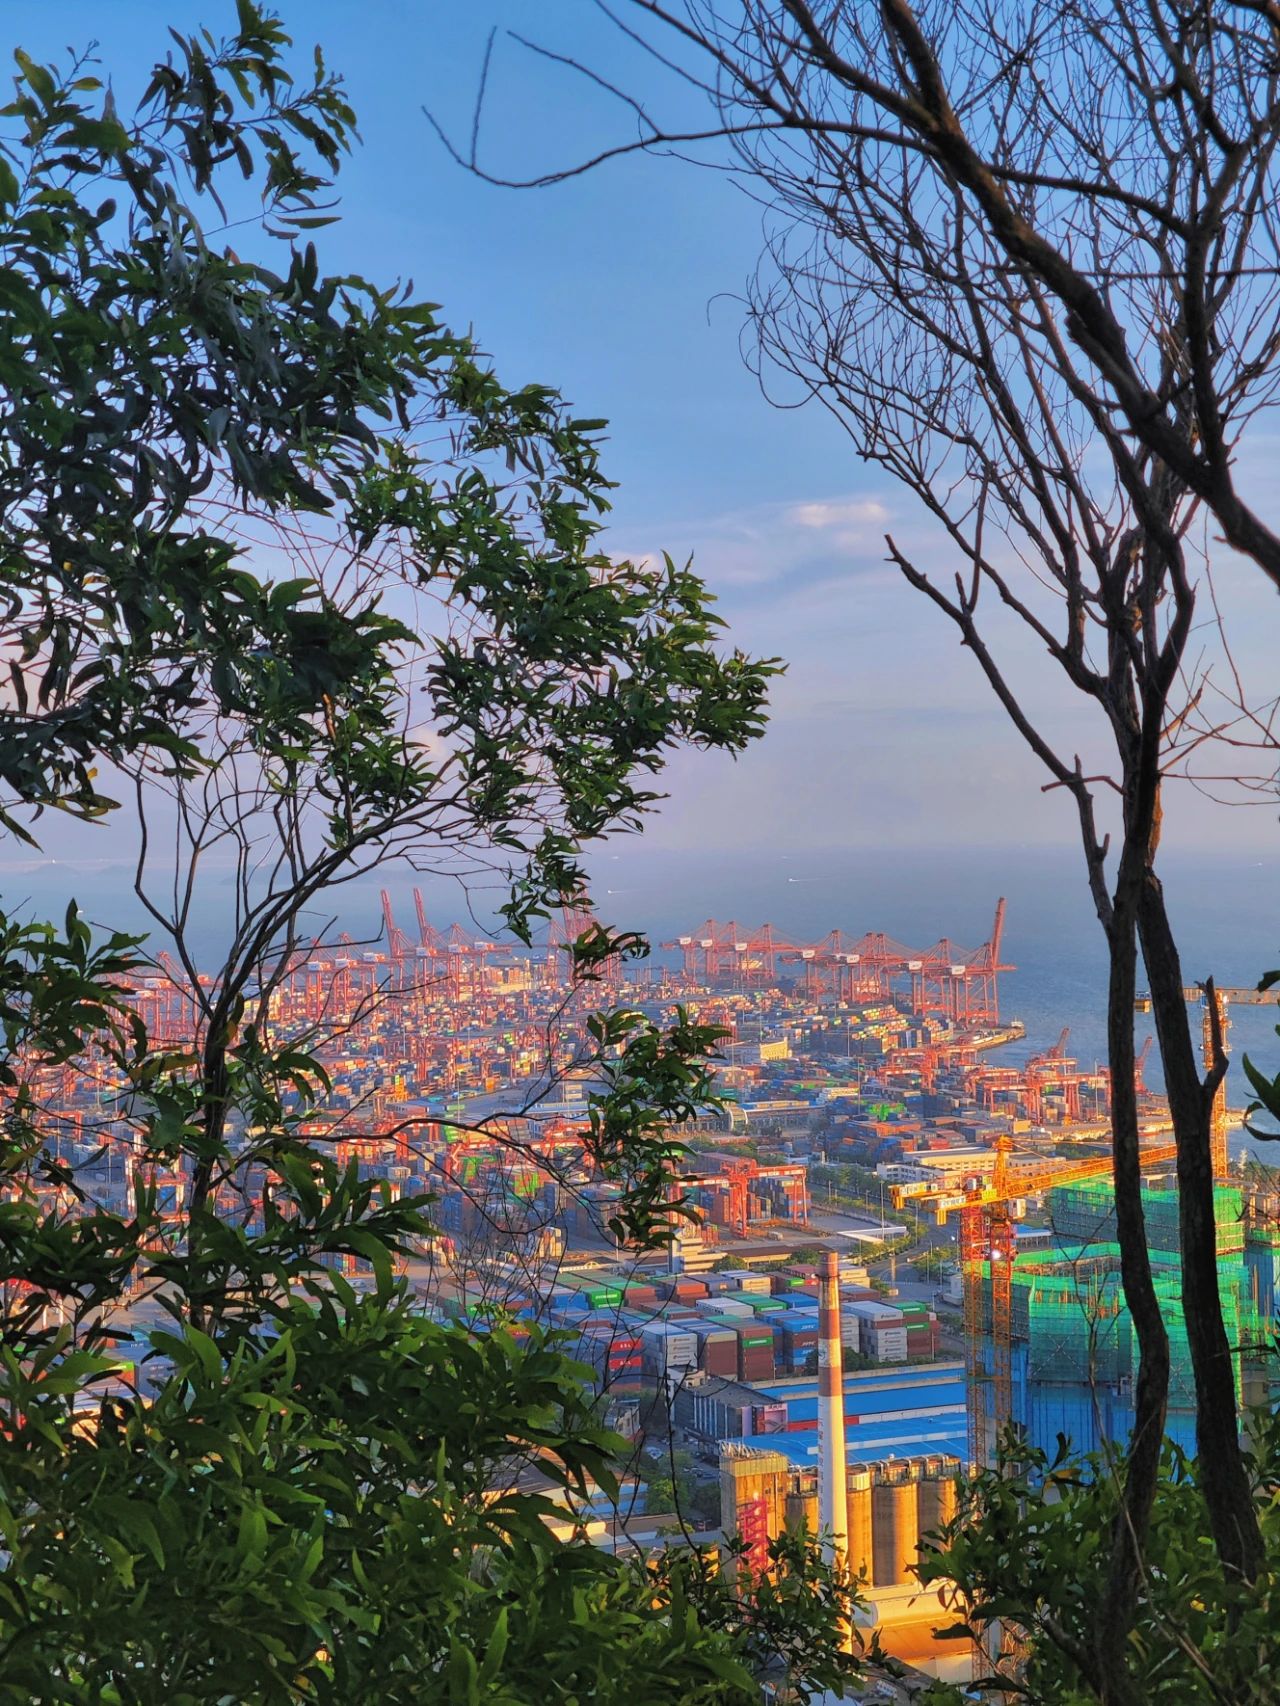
xmin=739 ymin=1352 xmax=777 ymax=1381
xmin=698 ymin=1338 xmax=738 ymax=1377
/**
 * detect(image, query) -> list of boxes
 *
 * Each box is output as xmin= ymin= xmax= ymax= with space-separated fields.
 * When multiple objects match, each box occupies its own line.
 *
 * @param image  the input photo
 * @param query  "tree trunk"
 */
xmin=1137 ymin=872 xmax=1263 ymax=1584
xmin=1094 ymin=869 xmax=1169 ymax=1702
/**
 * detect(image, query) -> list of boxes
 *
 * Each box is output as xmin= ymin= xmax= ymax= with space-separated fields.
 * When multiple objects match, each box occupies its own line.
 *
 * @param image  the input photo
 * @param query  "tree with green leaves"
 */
xmin=0 ymin=10 xmax=861 ymax=1700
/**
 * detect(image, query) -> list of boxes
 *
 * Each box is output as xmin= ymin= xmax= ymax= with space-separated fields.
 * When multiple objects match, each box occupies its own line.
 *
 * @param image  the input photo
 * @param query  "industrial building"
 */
xmin=674 ymin=1363 xmax=967 ymax=1463
xmin=708 ymin=1250 xmax=973 ymax=1687
xmin=721 ymin=1447 xmax=969 ymax=1684
xmin=720 ymin=1445 xmax=961 ymax=1604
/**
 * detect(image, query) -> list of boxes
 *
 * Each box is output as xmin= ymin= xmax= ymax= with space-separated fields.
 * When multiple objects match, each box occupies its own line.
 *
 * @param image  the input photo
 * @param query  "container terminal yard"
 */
xmin=7 ymin=892 xmax=1279 ymax=1685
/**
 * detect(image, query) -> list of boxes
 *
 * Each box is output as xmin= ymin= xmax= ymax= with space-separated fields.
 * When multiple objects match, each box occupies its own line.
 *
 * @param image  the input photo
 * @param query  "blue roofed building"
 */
xmin=673 ymin=1359 xmax=967 ymax=1464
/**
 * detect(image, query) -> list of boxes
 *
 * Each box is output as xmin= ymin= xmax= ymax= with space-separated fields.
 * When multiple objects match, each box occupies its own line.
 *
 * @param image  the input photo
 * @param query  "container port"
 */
xmin=7 ymin=889 xmax=1273 ymax=1687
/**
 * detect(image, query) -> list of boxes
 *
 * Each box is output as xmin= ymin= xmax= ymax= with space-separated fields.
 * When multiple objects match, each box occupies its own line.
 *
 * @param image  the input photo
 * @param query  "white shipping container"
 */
xmin=843 ymin=1299 xmax=903 ymax=1320
xmin=868 ymin=1328 xmax=909 ymax=1364
xmin=645 ymin=1330 xmax=706 ymax=1371
xmin=843 ymin=1300 xmax=903 ymax=1326
xmin=640 ymin=1322 xmax=698 ymax=1351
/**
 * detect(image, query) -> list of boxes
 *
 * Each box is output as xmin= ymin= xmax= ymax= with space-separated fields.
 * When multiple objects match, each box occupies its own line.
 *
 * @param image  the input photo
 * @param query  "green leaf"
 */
xmin=98 ymin=1498 xmax=166 ymax=1571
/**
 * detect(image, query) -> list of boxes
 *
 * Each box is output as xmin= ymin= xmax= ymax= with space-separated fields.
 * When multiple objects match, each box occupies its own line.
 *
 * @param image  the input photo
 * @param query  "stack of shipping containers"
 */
xmin=706 ymin=1297 xmax=753 ymax=1322
xmin=898 ymin=1300 xmax=938 ymax=1359
xmin=844 ymin=1300 xmax=909 ymax=1363
xmin=640 ymin=1321 xmax=699 ymax=1381
xmin=737 ymin=1321 xmax=776 ymax=1381
xmin=775 ymin=1309 xmax=819 ymax=1372
xmin=711 ymin=1270 xmax=772 ymax=1296
xmin=692 ymin=1320 xmax=739 ymax=1377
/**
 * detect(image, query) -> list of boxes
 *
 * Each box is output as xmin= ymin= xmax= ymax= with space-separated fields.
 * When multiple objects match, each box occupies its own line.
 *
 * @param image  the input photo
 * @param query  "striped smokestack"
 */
xmin=817 ymin=1249 xmax=849 ymax=1566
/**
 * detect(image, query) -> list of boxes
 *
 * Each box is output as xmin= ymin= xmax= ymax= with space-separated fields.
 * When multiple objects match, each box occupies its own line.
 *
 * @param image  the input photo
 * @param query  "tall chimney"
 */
xmin=817 ymin=1249 xmax=849 ymax=1565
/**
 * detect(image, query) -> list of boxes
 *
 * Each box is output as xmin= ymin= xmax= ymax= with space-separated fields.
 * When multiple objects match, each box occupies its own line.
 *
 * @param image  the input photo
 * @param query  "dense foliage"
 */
xmin=3 ymin=1286 xmax=849 ymax=1703
xmin=0 ymin=9 xmax=862 ymax=1700
xmin=915 ymin=1422 xmax=1280 ymax=1706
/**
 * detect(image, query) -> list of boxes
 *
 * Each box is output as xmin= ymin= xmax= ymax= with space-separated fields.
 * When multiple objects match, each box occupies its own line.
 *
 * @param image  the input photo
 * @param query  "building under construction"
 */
xmin=971 ymin=1176 xmax=1280 ymax=1458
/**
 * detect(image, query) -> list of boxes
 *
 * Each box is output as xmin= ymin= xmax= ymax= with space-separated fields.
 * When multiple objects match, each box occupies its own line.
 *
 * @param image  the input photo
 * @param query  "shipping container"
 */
xmin=639 ymin=1321 xmax=699 ymax=1374
xmin=702 ymin=1340 xmax=740 ymax=1378
xmin=714 ymin=1270 xmax=772 ymax=1295
xmin=736 ymin=1321 xmax=777 ymax=1380
xmin=705 ymin=1299 xmax=754 ymax=1319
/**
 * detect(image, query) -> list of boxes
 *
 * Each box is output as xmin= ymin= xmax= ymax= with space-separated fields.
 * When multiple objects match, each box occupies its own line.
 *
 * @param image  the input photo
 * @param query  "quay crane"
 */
xmin=660 ymin=921 xmax=806 ymax=985
xmin=381 ymin=888 xmax=510 ymax=996
xmin=1134 ymin=1036 xmax=1154 ymax=1101
xmin=661 ymin=898 xmax=1012 ymax=1023
xmin=549 ymin=892 xmax=625 ymax=982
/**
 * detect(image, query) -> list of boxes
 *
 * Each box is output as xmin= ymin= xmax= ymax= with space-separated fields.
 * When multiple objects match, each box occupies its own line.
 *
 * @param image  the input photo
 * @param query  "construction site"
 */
xmin=893 ymin=982 xmax=1280 ymax=1467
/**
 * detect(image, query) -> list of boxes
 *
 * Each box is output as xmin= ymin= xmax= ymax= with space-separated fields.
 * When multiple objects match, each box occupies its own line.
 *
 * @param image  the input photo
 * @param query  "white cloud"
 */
xmin=609 ymin=490 xmax=899 ymax=596
xmin=788 ymin=498 xmax=891 ymax=530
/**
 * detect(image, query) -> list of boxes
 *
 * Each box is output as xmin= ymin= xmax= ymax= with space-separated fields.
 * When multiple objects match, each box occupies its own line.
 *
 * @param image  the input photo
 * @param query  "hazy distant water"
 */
xmin=12 ymin=840 xmax=1280 ymax=1161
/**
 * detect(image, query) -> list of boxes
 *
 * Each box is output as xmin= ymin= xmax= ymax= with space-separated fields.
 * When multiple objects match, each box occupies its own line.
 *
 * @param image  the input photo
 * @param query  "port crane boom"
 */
xmin=662 ymin=897 xmax=1013 ymax=1020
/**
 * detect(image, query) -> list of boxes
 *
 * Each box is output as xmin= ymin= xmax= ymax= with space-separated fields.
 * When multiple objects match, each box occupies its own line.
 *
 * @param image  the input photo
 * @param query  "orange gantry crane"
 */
xmin=912 ymin=897 xmax=1013 ymax=1026
xmin=660 ymin=898 xmax=1013 ymax=1022
xmin=1023 ymin=1028 xmax=1083 ymax=1123
xmin=687 ymin=1156 xmax=811 ymax=1238
xmin=719 ymin=1158 xmax=762 ymax=1239
xmin=379 ymin=887 xmax=510 ymax=996
xmin=661 ymin=920 xmax=807 ymax=985
xmin=380 ymin=889 xmax=412 ymax=962
xmin=549 ymin=892 xmax=625 ymax=983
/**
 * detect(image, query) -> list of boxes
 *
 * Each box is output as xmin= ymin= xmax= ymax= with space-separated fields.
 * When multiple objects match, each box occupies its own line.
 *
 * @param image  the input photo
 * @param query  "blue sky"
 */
xmin=11 ymin=1 xmax=1280 ymax=905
